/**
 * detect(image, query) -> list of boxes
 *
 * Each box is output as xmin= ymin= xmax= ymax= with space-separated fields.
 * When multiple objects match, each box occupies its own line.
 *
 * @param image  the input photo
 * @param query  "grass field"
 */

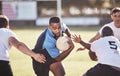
xmin=9 ymin=25 xmax=101 ymax=76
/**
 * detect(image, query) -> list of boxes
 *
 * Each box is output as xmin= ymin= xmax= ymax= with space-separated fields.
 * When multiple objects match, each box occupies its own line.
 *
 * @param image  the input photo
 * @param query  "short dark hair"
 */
xmin=49 ymin=17 xmax=60 ymax=24
xmin=110 ymin=7 xmax=120 ymax=15
xmin=102 ymin=26 xmax=113 ymax=37
xmin=0 ymin=15 xmax=9 ymax=28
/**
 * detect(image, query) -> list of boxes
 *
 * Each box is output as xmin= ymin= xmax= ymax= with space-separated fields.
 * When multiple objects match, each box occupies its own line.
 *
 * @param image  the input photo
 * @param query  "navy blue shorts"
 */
xmin=83 ymin=63 xmax=120 ymax=76
xmin=32 ymin=49 xmax=57 ymax=76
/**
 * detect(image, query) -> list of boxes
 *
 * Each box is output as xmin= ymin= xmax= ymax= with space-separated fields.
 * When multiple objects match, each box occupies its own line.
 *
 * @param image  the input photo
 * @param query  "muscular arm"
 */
xmin=72 ymin=34 xmax=97 ymax=61
xmin=79 ymin=40 xmax=97 ymax=61
xmin=80 ymin=32 xmax=101 ymax=61
xmin=88 ymin=51 xmax=97 ymax=61
xmin=89 ymin=32 xmax=101 ymax=43
xmin=8 ymin=37 xmax=46 ymax=63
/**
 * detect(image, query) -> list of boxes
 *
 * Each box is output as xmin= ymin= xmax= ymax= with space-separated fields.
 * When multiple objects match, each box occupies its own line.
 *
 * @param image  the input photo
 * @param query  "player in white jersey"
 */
xmin=72 ymin=26 xmax=120 ymax=76
xmin=0 ymin=15 xmax=46 ymax=76
xmin=89 ymin=7 xmax=120 ymax=43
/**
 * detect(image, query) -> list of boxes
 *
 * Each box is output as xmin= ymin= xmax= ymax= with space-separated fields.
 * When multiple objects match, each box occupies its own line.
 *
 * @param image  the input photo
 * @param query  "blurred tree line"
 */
xmin=19 ymin=0 xmax=120 ymax=25
xmin=36 ymin=0 xmax=120 ymax=25
xmin=37 ymin=0 xmax=120 ymax=17
xmin=0 ymin=0 xmax=120 ymax=25
xmin=0 ymin=0 xmax=120 ymax=17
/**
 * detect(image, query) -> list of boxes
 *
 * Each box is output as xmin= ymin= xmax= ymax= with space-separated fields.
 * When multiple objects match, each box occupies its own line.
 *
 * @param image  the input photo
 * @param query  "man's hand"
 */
xmin=72 ymin=34 xmax=81 ymax=43
xmin=33 ymin=53 xmax=46 ymax=63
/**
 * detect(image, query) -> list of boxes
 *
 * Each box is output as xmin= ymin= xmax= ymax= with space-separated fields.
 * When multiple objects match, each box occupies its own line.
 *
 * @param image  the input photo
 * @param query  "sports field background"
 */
xmin=9 ymin=25 xmax=101 ymax=76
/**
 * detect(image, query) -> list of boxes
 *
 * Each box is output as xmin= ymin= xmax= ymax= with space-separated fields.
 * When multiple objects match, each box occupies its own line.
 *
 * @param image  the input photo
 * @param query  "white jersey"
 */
xmin=91 ymin=36 xmax=120 ymax=68
xmin=99 ymin=22 xmax=120 ymax=40
xmin=0 ymin=28 xmax=17 ymax=61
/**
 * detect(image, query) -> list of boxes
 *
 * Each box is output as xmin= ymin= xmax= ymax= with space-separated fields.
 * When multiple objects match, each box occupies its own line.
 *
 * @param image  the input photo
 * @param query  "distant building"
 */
xmin=1 ymin=0 xmax=119 ymax=26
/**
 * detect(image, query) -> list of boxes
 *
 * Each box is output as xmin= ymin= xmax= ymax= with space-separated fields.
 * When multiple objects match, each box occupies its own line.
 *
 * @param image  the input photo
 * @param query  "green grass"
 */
xmin=9 ymin=25 xmax=101 ymax=76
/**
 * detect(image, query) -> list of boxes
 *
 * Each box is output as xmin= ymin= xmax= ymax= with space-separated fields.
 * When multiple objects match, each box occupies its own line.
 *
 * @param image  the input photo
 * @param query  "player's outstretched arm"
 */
xmin=72 ymin=34 xmax=90 ymax=50
xmin=8 ymin=37 xmax=46 ymax=63
xmin=89 ymin=32 xmax=101 ymax=43
xmin=72 ymin=34 xmax=97 ymax=61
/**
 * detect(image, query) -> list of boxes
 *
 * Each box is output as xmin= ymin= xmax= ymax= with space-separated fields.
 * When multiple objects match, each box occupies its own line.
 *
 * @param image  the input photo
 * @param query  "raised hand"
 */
xmin=72 ymin=34 xmax=81 ymax=43
xmin=72 ymin=34 xmax=86 ymax=51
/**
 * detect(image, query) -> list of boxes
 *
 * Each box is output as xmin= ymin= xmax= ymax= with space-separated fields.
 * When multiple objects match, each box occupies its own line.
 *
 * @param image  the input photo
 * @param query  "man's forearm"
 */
xmin=79 ymin=40 xmax=97 ymax=61
xmin=79 ymin=40 xmax=91 ymax=50
xmin=89 ymin=51 xmax=98 ymax=61
xmin=55 ymin=46 xmax=74 ymax=61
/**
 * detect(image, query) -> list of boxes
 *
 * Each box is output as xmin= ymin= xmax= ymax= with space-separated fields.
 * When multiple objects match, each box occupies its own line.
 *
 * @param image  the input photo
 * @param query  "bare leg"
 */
xmin=50 ymin=62 xmax=65 ymax=76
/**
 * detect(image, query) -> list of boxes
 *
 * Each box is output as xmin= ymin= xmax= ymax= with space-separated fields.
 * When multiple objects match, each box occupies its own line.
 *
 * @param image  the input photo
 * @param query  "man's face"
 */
xmin=49 ymin=23 xmax=61 ymax=37
xmin=111 ymin=12 xmax=120 ymax=27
